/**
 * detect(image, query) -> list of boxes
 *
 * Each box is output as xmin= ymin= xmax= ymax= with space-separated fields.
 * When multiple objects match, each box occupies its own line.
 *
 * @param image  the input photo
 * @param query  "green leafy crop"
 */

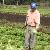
xmin=0 ymin=21 xmax=50 ymax=50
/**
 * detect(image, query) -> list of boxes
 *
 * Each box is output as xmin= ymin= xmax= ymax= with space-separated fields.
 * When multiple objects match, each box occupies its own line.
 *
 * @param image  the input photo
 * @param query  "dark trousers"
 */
xmin=24 ymin=26 xmax=37 ymax=50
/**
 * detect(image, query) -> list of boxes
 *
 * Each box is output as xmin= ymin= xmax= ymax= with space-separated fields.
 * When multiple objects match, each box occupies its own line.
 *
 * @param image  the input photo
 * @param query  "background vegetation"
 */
xmin=0 ymin=5 xmax=50 ymax=15
xmin=0 ymin=0 xmax=50 ymax=5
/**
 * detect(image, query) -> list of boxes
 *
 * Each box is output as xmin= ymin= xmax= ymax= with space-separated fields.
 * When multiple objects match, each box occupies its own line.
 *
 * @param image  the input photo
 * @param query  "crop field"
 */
xmin=0 ymin=5 xmax=50 ymax=50
xmin=0 ymin=5 xmax=50 ymax=15
xmin=0 ymin=20 xmax=50 ymax=50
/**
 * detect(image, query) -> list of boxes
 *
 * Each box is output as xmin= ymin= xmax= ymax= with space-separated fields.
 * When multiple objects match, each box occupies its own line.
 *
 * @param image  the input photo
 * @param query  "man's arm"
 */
xmin=35 ymin=12 xmax=40 ymax=30
xmin=25 ymin=21 xmax=27 ymax=26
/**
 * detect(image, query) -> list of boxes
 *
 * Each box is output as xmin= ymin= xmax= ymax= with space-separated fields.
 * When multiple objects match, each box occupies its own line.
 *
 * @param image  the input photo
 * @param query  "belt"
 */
xmin=27 ymin=25 xmax=36 ymax=27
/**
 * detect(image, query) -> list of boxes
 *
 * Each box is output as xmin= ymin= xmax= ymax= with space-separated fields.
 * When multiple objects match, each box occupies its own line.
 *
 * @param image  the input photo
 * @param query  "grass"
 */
xmin=0 ymin=5 xmax=50 ymax=15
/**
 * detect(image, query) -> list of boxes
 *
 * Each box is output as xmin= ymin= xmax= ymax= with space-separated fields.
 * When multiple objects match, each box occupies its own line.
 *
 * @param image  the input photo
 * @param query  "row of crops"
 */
xmin=0 ymin=20 xmax=50 ymax=50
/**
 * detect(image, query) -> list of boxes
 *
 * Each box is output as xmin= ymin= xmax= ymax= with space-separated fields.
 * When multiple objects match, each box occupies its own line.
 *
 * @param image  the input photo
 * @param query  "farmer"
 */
xmin=24 ymin=2 xmax=40 ymax=50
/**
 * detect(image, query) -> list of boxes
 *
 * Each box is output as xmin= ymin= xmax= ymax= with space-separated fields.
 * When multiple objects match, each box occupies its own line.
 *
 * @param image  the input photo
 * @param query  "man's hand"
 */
xmin=36 ymin=27 xmax=43 ymax=32
xmin=25 ymin=21 xmax=27 ymax=26
xmin=36 ymin=24 xmax=43 ymax=32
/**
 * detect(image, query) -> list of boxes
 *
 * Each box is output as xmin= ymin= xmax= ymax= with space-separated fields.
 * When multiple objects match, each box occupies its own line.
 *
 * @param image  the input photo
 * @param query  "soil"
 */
xmin=0 ymin=13 xmax=50 ymax=26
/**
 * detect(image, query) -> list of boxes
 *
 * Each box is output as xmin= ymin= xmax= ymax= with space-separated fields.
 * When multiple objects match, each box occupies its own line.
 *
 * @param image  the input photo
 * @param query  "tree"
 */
xmin=3 ymin=0 xmax=4 ymax=5
xmin=19 ymin=0 xmax=25 ymax=5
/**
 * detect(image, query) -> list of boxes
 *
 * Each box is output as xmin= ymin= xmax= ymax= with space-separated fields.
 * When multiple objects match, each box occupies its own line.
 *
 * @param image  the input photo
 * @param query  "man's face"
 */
xmin=31 ymin=8 xmax=36 ymax=12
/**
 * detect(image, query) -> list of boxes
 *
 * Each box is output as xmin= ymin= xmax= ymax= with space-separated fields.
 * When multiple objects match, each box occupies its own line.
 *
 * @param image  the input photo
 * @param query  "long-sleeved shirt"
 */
xmin=26 ymin=9 xmax=40 ymax=27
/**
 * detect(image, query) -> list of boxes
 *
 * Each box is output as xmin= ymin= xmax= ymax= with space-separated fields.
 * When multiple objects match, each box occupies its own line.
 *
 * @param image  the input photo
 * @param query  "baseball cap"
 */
xmin=31 ymin=2 xmax=37 ymax=9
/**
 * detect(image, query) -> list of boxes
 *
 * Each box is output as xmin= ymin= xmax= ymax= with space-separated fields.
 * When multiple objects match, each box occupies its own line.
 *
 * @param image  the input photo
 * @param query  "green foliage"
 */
xmin=0 ymin=6 xmax=50 ymax=15
xmin=0 ymin=5 xmax=28 ymax=13
xmin=0 ymin=21 xmax=50 ymax=50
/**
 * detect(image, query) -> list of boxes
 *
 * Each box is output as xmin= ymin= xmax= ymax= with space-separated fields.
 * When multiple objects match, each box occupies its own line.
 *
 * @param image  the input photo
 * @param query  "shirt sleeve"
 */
xmin=26 ymin=9 xmax=30 ymax=21
xmin=35 ymin=12 xmax=40 ymax=29
xmin=35 ymin=12 xmax=40 ymax=25
xmin=25 ymin=10 xmax=29 ymax=25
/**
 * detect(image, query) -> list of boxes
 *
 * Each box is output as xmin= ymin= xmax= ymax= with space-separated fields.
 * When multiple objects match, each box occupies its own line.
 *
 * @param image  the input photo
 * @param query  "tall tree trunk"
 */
xmin=3 ymin=0 xmax=4 ymax=5
xmin=17 ymin=1 xmax=18 ymax=5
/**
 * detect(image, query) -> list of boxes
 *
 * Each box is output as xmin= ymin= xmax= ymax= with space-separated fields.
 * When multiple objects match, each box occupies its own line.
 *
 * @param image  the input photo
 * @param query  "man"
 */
xmin=24 ymin=2 xmax=40 ymax=50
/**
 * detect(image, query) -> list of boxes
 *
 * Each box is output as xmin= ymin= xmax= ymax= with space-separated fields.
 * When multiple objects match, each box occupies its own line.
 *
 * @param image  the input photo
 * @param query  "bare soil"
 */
xmin=0 ymin=13 xmax=50 ymax=26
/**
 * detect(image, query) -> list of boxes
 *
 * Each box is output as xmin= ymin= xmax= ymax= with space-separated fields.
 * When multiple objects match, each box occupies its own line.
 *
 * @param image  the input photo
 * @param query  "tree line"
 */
xmin=0 ymin=0 xmax=50 ymax=5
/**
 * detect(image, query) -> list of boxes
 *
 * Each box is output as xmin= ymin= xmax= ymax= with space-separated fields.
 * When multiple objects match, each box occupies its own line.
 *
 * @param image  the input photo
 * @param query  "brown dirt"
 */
xmin=0 ymin=13 xmax=50 ymax=26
